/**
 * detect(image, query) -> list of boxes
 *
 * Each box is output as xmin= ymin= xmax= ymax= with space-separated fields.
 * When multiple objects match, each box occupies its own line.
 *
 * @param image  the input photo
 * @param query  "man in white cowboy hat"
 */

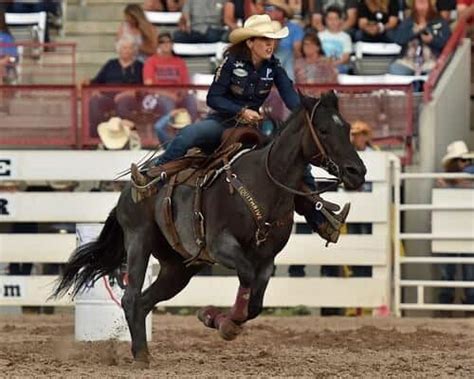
xmin=153 ymin=108 xmax=192 ymax=146
xmin=263 ymin=0 xmax=304 ymax=80
xmin=132 ymin=14 xmax=350 ymax=244
xmin=440 ymin=140 xmax=474 ymax=184
xmin=98 ymin=117 xmax=141 ymax=150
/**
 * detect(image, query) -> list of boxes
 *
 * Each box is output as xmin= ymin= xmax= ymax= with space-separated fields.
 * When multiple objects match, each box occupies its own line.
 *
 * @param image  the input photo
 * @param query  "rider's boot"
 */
xmin=295 ymin=192 xmax=350 ymax=246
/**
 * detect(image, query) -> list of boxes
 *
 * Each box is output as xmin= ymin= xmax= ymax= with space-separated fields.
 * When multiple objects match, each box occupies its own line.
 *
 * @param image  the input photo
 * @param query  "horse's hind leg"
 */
xmin=121 ymin=230 xmax=153 ymax=367
xmin=141 ymin=251 xmax=204 ymax=315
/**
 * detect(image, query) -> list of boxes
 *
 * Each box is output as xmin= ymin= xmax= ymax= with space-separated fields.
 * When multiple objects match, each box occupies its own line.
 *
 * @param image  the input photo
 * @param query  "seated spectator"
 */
xmin=118 ymin=4 xmax=158 ymax=60
xmin=310 ymin=0 xmax=359 ymax=36
xmin=351 ymin=120 xmax=378 ymax=151
xmin=437 ymin=141 xmax=474 ymax=312
xmin=85 ymin=35 xmax=143 ymax=138
xmin=224 ymin=0 xmax=259 ymax=31
xmin=143 ymin=32 xmax=198 ymax=120
xmin=143 ymin=0 xmax=184 ymax=11
xmin=174 ymin=0 xmax=227 ymax=43
xmin=318 ymin=6 xmax=352 ymax=73
xmin=457 ymin=0 xmax=474 ymax=22
xmin=0 ymin=10 xmax=18 ymax=85
xmin=154 ymin=108 xmax=191 ymax=146
xmin=294 ymin=31 xmax=338 ymax=83
xmin=265 ymin=0 xmax=304 ymax=80
xmin=388 ymin=0 xmax=450 ymax=76
xmin=405 ymin=0 xmax=457 ymax=21
xmin=357 ymin=0 xmax=399 ymax=42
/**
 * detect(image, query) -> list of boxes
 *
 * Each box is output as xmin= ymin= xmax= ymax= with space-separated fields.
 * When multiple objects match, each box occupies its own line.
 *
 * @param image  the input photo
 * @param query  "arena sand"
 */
xmin=1 ymin=313 xmax=473 ymax=378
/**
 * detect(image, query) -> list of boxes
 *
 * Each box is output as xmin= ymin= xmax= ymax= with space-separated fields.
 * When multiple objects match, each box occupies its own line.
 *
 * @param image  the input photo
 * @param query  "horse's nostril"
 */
xmin=344 ymin=164 xmax=363 ymax=177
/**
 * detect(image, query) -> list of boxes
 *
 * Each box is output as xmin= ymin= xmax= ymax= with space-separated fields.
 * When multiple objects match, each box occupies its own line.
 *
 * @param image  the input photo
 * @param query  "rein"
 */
xmin=264 ymin=100 xmax=341 ymax=197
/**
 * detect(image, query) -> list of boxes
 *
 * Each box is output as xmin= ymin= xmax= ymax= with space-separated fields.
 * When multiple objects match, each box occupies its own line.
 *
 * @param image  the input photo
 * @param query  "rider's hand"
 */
xmin=240 ymin=109 xmax=262 ymax=124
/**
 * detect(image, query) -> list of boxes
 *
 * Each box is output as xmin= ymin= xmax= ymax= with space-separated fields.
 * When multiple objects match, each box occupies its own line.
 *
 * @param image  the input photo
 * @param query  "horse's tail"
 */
xmin=51 ymin=207 xmax=125 ymax=298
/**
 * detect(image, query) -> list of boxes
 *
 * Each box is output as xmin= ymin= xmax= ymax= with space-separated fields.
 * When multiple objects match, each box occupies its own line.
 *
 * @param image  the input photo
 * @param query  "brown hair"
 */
xmin=124 ymin=4 xmax=157 ymax=55
xmin=411 ymin=0 xmax=438 ymax=23
xmin=225 ymin=40 xmax=252 ymax=60
xmin=0 ymin=11 xmax=11 ymax=34
xmin=365 ymin=0 xmax=389 ymax=14
xmin=300 ymin=32 xmax=325 ymax=57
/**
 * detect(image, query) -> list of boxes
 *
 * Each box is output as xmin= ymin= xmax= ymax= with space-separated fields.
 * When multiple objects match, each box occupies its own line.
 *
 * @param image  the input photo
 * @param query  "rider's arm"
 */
xmin=206 ymin=56 xmax=244 ymax=116
xmin=273 ymin=59 xmax=300 ymax=112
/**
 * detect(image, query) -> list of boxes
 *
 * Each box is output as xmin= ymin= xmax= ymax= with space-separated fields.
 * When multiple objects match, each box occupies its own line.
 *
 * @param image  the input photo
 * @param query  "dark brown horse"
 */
xmin=53 ymin=92 xmax=366 ymax=367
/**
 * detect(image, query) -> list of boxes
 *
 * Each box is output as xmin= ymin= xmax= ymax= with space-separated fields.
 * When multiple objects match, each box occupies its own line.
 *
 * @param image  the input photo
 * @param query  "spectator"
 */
xmin=174 ymin=0 xmax=227 ymax=43
xmin=143 ymin=0 xmax=185 ymax=11
xmin=265 ymin=0 xmax=304 ymax=80
xmin=0 ymin=10 xmax=18 ymax=85
xmin=118 ymin=4 xmax=158 ymax=60
xmin=294 ymin=31 xmax=338 ymax=83
xmin=457 ymin=0 xmax=474 ymax=22
xmin=437 ymin=141 xmax=474 ymax=312
xmin=143 ymin=32 xmax=198 ymax=120
xmin=154 ymin=108 xmax=191 ymax=146
xmin=318 ymin=6 xmax=352 ymax=73
xmin=405 ymin=0 xmax=456 ymax=21
xmin=388 ymin=0 xmax=450 ymax=76
xmin=357 ymin=0 xmax=399 ymax=42
xmin=224 ymin=0 xmax=258 ymax=31
xmin=309 ymin=0 xmax=358 ymax=36
xmin=350 ymin=120 xmax=378 ymax=152
xmin=86 ymin=35 xmax=143 ymax=138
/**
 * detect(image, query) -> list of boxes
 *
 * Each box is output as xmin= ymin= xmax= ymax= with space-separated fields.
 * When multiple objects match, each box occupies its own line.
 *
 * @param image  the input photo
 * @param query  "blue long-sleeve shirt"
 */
xmin=206 ymin=53 xmax=300 ymax=118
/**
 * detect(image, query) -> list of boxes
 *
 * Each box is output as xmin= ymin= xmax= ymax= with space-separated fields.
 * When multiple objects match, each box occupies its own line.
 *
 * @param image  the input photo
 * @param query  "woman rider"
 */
xmin=132 ymin=14 xmax=349 ymax=244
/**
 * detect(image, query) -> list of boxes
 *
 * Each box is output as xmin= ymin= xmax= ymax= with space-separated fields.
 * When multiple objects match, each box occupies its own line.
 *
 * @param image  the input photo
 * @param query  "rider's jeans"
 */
xmin=153 ymin=116 xmax=227 ymax=165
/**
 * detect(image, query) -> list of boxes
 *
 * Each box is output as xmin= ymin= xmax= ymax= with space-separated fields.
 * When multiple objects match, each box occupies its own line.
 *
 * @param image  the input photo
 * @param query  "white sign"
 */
xmin=0 ymin=157 xmax=16 ymax=178
xmin=0 ymin=195 xmax=15 ymax=218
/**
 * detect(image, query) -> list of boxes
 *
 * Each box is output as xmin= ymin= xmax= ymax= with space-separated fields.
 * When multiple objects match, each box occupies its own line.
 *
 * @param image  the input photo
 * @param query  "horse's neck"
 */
xmin=265 ymin=108 xmax=308 ymax=189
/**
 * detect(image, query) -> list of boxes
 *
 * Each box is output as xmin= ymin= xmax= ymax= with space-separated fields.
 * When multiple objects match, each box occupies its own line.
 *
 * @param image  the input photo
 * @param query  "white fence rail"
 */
xmin=394 ymin=170 xmax=474 ymax=315
xmin=1 ymin=150 xmax=395 ymax=310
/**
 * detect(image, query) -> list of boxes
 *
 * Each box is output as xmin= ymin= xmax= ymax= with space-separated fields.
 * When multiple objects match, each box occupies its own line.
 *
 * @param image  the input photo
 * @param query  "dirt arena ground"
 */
xmin=1 ymin=312 xmax=473 ymax=378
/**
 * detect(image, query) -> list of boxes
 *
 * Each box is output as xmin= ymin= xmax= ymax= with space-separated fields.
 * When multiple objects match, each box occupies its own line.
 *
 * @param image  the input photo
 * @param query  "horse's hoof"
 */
xmin=132 ymin=359 xmax=150 ymax=370
xmin=197 ymin=306 xmax=221 ymax=329
xmin=218 ymin=317 xmax=243 ymax=341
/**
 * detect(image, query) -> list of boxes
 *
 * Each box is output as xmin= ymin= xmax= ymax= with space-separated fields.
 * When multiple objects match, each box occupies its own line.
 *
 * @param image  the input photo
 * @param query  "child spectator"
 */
xmin=265 ymin=0 xmax=304 ymax=80
xmin=142 ymin=32 xmax=198 ymax=120
xmin=318 ymin=6 xmax=352 ymax=73
xmin=294 ymin=32 xmax=338 ymax=83
xmin=357 ymin=0 xmax=399 ymax=42
xmin=154 ymin=108 xmax=191 ymax=146
xmin=310 ymin=0 xmax=359 ymax=36
xmin=85 ymin=35 xmax=143 ymax=138
xmin=174 ymin=0 xmax=227 ymax=43
xmin=118 ymin=4 xmax=158 ymax=60
xmin=143 ymin=0 xmax=184 ymax=11
xmin=388 ymin=0 xmax=450 ymax=75
xmin=0 ymin=10 xmax=18 ymax=85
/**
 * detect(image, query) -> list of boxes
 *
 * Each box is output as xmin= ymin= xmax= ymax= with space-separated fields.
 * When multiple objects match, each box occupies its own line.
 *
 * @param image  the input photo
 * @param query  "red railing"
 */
xmin=0 ymin=84 xmax=78 ymax=147
xmin=0 ymin=42 xmax=76 ymax=85
xmin=423 ymin=19 xmax=467 ymax=102
xmin=80 ymin=84 xmax=414 ymax=163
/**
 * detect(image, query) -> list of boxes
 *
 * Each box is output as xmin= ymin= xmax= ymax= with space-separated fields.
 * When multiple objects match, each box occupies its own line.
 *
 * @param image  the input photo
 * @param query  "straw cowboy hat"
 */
xmin=97 ymin=117 xmax=134 ymax=150
xmin=265 ymin=0 xmax=294 ymax=19
xmin=229 ymin=14 xmax=289 ymax=44
xmin=351 ymin=121 xmax=372 ymax=136
xmin=442 ymin=140 xmax=474 ymax=166
xmin=170 ymin=109 xmax=191 ymax=129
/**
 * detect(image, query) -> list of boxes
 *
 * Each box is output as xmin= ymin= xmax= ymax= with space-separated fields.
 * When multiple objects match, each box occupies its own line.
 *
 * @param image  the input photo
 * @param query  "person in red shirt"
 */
xmin=142 ymin=32 xmax=198 ymax=121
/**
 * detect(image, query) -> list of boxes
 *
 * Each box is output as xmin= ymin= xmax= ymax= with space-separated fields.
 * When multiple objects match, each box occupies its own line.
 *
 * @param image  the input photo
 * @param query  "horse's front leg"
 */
xmin=197 ymin=232 xmax=255 ymax=340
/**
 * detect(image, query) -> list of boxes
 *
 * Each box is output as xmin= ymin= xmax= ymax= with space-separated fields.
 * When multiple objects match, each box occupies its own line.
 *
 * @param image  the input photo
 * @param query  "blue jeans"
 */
xmin=388 ymin=61 xmax=415 ymax=76
xmin=153 ymin=116 xmax=227 ymax=165
xmin=173 ymin=27 xmax=226 ymax=43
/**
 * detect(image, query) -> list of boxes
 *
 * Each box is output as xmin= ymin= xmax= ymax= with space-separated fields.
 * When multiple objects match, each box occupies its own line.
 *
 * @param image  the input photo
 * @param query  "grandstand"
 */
xmin=0 ymin=0 xmax=473 ymax=319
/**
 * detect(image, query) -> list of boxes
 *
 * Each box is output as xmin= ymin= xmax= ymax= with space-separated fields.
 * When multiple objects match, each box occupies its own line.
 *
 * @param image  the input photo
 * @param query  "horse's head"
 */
xmin=300 ymin=91 xmax=366 ymax=190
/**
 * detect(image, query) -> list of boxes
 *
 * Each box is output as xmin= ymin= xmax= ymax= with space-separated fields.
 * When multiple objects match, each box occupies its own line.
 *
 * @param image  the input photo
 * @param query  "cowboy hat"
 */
xmin=265 ymin=0 xmax=294 ymax=19
xmin=229 ymin=14 xmax=289 ymax=44
xmin=351 ymin=121 xmax=372 ymax=135
xmin=170 ymin=109 xmax=191 ymax=129
xmin=97 ymin=117 xmax=133 ymax=150
xmin=442 ymin=140 xmax=474 ymax=166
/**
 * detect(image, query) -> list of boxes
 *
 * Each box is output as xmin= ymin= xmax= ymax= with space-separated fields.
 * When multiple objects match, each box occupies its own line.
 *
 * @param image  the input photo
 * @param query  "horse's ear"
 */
xmin=299 ymin=92 xmax=318 ymax=112
xmin=321 ymin=90 xmax=338 ymax=110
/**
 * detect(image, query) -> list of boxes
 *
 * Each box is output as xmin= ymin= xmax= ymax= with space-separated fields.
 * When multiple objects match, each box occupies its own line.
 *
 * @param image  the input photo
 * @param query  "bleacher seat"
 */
xmin=353 ymin=42 xmax=402 ymax=75
xmin=173 ymin=42 xmax=228 ymax=57
xmin=145 ymin=11 xmax=181 ymax=25
xmin=5 ymin=12 xmax=47 ymax=43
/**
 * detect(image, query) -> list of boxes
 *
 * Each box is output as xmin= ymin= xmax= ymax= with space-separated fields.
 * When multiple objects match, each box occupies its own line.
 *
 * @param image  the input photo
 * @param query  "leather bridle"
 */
xmin=264 ymin=100 xmax=342 ymax=197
